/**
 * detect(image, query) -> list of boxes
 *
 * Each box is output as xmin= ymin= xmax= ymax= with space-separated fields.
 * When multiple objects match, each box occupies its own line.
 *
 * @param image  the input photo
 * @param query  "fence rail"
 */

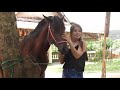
xmin=51 ymin=51 xmax=96 ymax=62
xmin=52 ymin=52 xmax=59 ymax=62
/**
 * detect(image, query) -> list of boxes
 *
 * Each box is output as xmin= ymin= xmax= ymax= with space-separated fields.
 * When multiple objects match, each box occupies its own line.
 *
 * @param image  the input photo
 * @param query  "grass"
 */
xmin=47 ymin=58 xmax=120 ymax=73
xmin=84 ymin=62 xmax=102 ymax=73
xmin=85 ymin=58 xmax=120 ymax=73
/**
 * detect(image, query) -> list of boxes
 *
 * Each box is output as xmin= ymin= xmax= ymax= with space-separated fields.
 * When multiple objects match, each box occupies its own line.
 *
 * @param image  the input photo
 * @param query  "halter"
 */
xmin=48 ymin=24 xmax=67 ymax=44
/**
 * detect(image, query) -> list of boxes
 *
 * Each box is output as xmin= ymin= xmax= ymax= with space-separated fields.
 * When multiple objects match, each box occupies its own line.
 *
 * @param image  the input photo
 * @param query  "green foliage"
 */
xmin=87 ymin=41 xmax=96 ymax=51
xmin=100 ymin=37 xmax=113 ymax=50
xmin=87 ymin=38 xmax=113 ymax=62
xmin=112 ymin=39 xmax=120 ymax=49
xmin=106 ymin=38 xmax=113 ymax=49
xmin=95 ymin=49 xmax=103 ymax=60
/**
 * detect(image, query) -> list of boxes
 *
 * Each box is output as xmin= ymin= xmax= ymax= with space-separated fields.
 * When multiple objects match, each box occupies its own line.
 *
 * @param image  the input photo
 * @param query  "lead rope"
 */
xmin=48 ymin=24 xmax=67 ymax=44
xmin=1 ymin=56 xmax=49 ymax=78
xmin=1 ymin=57 xmax=23 ymax=78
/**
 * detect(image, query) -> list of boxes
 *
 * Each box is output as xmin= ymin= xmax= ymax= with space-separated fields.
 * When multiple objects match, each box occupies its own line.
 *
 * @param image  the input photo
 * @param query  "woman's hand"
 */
xmin=62 ymin=33 xmax=71 ymax=44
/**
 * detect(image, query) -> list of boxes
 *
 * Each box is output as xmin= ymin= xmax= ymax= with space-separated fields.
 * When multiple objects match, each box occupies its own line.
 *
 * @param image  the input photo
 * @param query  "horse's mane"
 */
xmin=29 ymin=19 xmax=47 ymax=38
xmin=20 ymin=16 xmax=65 ymax=49
xmin=20 ymin=18 xmax=47 ymax=50
xmin=52 ymin=16 xmax=65 ymax=34
xmin=25 ymin=16 xmax=65 ymax=39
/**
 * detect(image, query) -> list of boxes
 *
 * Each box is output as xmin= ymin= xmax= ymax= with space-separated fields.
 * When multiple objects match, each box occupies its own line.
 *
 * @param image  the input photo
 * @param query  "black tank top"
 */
xmin=63 ymin=44 xmax=88 ymax=72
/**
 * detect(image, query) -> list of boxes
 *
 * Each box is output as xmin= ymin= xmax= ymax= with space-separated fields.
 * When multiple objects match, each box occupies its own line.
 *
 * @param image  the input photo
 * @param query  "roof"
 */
xmin=15 ymin=12 xmax=70 ymax=24
xmin=17 ymin=21 xmax=38 ymax=29
xmin=16 ymin=12 xmax=70 ymax=29
xmin=16 ymin=12 xmax=58 ymax=19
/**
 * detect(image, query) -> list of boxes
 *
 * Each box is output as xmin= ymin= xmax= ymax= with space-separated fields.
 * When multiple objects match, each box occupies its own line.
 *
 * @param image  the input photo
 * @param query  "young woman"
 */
xmin=59 ymin=22 xmax=88 ymax=78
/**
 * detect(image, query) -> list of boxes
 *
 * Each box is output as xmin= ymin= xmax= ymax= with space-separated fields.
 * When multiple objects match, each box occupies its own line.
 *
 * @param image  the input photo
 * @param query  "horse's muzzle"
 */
xmin=59 ymin=45 xmax=69 ymax=55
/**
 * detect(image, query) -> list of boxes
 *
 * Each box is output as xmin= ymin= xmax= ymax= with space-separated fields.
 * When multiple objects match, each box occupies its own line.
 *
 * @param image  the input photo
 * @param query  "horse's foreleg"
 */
xmin=40 ymin=65 xmax=48 ymax=78
xmin=40 ymin=71 xmax=45 ymax=78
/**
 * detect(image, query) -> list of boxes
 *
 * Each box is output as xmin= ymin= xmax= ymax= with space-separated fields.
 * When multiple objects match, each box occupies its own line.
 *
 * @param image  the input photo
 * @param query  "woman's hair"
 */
xmin=70 ymin=22 xmax=83 ymax=51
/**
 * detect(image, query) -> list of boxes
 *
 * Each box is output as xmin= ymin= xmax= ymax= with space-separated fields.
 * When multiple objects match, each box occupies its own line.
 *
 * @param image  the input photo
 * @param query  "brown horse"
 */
xmin=0 ymin=15 xmax=69 ymax=78
xmin=19 ymin=15 xmax=69 ymax=78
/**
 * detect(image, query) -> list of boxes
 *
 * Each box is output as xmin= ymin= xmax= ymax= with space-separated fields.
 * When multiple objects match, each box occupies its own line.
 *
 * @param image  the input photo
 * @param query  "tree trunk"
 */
xmin=0 ymin=12 xmax=41 ymax=78
xmin=0 ymin=12 xmax=20 ymax=77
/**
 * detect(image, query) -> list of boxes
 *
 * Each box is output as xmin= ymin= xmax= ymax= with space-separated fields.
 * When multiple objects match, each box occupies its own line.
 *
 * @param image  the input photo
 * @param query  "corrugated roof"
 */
xmin=16 ymin=12 xmax=58 ymax=18
xmin=17 ymin=21 xmax=38 ymax=29
xmin=16 ymin=12 xmax=70 ymax=30
xmin=15 ymin=12 xmax=70 ymax=24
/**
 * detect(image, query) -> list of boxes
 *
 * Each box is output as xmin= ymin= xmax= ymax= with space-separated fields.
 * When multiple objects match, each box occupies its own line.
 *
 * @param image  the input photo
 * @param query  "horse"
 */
xmin=10 ymin=15 xmax=69 ymax=78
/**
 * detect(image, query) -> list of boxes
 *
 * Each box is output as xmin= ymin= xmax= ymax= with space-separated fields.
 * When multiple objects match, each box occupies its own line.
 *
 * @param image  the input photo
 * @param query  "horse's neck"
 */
xmin=35 ymin=28 xmax=50 ymax=54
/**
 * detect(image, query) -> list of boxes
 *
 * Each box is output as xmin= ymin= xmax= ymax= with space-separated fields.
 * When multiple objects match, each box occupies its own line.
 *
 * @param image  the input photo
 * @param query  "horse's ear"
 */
xmin=61 ymin=15 xmax=65 ymax=21
xmin=42 ymin=14 xmax=52 ymax=22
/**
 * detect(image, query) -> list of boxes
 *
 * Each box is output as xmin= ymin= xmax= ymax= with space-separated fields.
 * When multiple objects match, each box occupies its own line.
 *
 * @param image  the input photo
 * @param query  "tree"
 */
xmin=0 ymin=12 xmax=20 ymax=77
xmin=0 ymin=12 xmax=41 ymax=78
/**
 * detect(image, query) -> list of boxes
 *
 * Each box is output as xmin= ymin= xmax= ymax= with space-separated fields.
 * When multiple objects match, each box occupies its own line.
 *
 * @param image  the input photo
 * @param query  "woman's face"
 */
xmin=71 ymin=26 xmax=82 ymax=39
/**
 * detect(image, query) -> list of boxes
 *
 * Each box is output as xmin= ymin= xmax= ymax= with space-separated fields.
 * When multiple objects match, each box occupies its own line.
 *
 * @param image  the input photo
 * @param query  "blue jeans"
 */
xmin=62 ymin=68 xmax=83 ymax=78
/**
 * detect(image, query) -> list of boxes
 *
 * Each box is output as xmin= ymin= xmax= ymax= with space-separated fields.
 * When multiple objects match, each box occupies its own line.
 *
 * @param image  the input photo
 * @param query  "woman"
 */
xmin=58 ymin=22 xmax=88 ymax=78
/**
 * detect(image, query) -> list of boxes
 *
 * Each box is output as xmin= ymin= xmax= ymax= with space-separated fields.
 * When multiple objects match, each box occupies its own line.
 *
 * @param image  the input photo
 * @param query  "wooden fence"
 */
xmin=51 ymin=51 xmax=96 ymax=62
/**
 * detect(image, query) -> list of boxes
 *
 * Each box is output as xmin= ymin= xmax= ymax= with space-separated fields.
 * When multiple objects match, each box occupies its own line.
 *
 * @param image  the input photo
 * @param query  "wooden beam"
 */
xmin=60 ymin=12 xmax=71 ymax=24
xmin=101 ymin=12 xmax=111 ymax=78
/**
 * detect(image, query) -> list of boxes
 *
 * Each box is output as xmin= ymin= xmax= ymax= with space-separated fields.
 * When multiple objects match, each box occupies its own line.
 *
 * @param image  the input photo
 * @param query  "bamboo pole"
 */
xmin=101 ymin=12 xmax=111 ymax=78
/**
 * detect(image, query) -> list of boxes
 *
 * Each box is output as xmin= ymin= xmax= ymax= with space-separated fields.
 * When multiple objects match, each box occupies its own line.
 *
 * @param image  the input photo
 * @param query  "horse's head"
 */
xmin=43 ymin=15 xmax=69 ymax=55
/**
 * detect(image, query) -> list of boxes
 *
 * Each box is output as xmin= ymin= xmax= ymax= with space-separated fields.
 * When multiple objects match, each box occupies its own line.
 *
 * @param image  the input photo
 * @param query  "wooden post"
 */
xmin=101 ymin=12 xmax=111 ymax=78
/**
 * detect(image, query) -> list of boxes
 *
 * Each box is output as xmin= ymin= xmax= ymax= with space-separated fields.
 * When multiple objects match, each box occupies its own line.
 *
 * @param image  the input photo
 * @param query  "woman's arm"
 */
xmin=70 ymin=41 xmax=87 ymax=59
xmin=58 ymin=52 xmax=65 ymax=64
xmin=62 ymin=33 xmax=87 ymax=60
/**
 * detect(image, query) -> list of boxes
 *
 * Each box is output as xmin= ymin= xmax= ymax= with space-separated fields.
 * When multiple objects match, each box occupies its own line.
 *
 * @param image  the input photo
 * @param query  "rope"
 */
xmin=1 ymin=56 xmax=49 ymax=78
xmin=1 ymin=57 xmax=23 ymax=78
